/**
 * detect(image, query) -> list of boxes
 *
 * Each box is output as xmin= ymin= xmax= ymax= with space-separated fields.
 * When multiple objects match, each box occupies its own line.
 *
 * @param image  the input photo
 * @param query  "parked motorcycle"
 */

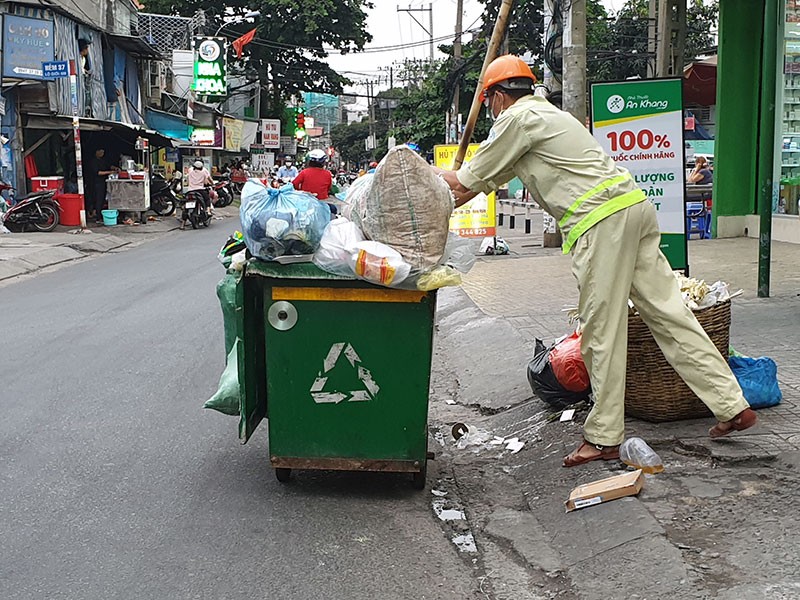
xmin=181 ymin=187 xmax=212 ymax=230
xmin=0 ymin=181 xmax=60 ymax=232
xmin=212 ymin=175 xmax=233 ymax=208
xmin=149 ymin=173 xmax=177 ymax=216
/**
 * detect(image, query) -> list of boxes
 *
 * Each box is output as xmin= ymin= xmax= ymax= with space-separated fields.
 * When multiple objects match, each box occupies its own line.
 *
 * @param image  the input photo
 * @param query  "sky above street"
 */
xmin=326 ymin=0 xmax=620 ymax=103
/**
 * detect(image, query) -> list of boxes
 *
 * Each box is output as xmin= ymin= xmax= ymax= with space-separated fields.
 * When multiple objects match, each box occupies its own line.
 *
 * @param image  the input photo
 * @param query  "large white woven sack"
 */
xmin=344 ymin=146 xmax=454 ymax=271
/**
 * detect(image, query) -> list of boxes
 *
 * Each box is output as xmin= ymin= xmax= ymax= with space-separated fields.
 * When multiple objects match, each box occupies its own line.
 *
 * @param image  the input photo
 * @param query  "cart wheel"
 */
xmin=275 ymin=468 xmax=291 ymax=483
xmin=411 ymin=462 xmax=427 ymax=490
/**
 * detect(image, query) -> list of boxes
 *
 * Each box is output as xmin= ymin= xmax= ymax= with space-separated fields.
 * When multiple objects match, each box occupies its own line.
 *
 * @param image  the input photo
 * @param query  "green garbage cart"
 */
xmin=231 ymin=260 xmax=437 ymax=489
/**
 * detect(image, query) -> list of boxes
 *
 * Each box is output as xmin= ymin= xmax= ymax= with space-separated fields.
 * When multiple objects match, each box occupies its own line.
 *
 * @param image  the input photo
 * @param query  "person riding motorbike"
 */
xmin=277 ymin=159 xmax=298 ymax=181
xmin=293 ymin=149 xmax=335 ymax=213
xmin=183 ymin=159 xmax=213 ymax=229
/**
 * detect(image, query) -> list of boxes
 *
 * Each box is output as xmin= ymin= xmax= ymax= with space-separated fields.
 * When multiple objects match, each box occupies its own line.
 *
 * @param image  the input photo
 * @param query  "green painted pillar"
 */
xmin=756 ymin=0 xmax=780 ymax=297
xmin=713 ymin=0 xmax=765 ymax=236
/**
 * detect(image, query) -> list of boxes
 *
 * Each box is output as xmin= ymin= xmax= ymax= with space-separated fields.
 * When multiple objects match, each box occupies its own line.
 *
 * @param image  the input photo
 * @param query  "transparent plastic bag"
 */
xmin=441 ymin=233 xmax=476 ymax=274
xmin=619 ymin=437 xmax=664 ymax=474
xmin=349 ymin=240 xmax=411 ymax=286
xmin=416 ymin=265 xmax=462 ymax=291
xmin=240 ymin=180 xmax=331 ymax=260
xmin=312 ymin=217 xmax=365 ymax=277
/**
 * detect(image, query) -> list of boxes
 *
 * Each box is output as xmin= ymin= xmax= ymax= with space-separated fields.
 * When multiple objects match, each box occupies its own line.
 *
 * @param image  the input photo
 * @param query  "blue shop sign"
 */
xmin=42 ymin=60 xmax=69 ymax=79
xmin=2 ymin=15 xmax=55 ymax=80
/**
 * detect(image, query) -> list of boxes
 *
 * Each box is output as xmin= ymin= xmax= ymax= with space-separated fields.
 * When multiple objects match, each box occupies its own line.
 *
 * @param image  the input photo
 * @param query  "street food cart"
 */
xmin=106 ymin=137 xmax=151 ymax=223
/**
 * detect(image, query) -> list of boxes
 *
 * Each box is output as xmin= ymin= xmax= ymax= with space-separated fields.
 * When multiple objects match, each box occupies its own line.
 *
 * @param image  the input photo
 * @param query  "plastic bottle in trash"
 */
xmin=619 ymin=437 xmax=664 ymax=474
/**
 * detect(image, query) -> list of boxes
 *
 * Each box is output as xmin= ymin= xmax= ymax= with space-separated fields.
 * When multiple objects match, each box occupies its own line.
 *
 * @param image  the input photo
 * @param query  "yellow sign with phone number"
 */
xmin=434 ymin=144 xmax=496 ymax=238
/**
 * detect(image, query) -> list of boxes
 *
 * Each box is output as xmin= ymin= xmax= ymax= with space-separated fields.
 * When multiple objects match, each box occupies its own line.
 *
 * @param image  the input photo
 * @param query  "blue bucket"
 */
xmin=101 ymin=209 xmax=118 ymax=226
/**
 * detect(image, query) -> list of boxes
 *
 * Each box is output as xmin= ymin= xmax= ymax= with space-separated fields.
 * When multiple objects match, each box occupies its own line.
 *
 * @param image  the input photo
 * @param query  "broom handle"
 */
xmin=452 ymin=0 xmax=515 ymax=170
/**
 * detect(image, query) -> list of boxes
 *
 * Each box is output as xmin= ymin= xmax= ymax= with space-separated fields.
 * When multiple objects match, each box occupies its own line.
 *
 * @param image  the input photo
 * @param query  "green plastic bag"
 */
xmin=204 ymin=341 xmax=241 ymax=416
xmin=217 ymin=273 xmax=239 ymax=357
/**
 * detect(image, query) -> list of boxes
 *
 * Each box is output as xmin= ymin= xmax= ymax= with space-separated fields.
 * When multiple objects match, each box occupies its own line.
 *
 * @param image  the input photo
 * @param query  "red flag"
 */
xmin=232 ymin=28 xmax=257 ymax=58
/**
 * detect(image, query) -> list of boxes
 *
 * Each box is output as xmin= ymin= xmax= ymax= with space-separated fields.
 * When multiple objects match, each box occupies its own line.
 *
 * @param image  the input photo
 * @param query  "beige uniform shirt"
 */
xmin=456 ymin=95 xmax=646 ymax=253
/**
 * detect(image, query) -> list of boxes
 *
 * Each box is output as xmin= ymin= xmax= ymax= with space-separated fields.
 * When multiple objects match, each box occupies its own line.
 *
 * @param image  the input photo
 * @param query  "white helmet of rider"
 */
xmin=308 ymin=149 xmax=327 ymax=163
xmin=193 ymin=160 xmax=204 ymax=169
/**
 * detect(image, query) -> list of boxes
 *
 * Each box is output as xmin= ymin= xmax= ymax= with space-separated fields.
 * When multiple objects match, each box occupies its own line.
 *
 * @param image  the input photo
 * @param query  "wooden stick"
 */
xmin=452 ymin=0 xmax=515 ymax=170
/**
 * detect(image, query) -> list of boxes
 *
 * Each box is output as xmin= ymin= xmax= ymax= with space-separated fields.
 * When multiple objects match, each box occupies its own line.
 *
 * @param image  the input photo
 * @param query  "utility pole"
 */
xmin=656 ymin=0 xmax=686 ymax=76
xmin=647 ymin=0 xmax=657 ymax=78
xmin=397 ymin=4 xmax=434 ymax=62
xmin=562 ymin=0 xmax=586 ymax=124
xmin=542 ymin=0 xmax=562 ymax=107
xmin=451 ymin=0 xmax=464 ymax=143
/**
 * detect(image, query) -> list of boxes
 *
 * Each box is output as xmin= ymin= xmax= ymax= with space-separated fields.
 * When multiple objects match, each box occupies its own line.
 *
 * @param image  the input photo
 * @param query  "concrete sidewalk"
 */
xmin=429 ymin=220 xmax=800 ymax=599
xmin=0 ymin=206 xmax=238 ymax=282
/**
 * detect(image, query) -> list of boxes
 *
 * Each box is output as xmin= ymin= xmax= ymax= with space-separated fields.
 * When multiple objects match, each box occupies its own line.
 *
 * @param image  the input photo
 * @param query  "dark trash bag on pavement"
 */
xmin=527 ymin=338 xmax=592 ymax=408
xmin=729 ymin=355 xmax=782 ymax=409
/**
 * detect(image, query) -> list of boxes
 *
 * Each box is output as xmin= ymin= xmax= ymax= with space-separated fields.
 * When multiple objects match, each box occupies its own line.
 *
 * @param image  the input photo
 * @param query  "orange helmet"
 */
xmin=481 ymin=55 xmax=537 ymax=101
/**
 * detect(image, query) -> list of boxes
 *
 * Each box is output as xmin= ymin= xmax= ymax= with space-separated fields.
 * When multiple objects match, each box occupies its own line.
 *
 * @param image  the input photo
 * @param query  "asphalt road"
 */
xmin=0 ymin=226 xmax=478 ymax=599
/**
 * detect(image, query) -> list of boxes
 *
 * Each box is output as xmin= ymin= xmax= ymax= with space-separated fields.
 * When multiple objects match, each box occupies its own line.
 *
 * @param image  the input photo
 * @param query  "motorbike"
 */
xmin=181 ymin=186 xmax=212 ymax=230
xmin=212 ymin=175 xmax=233 ymax=208
xmin=149 ymin=173 xmax=177 ymax=216
xmin=230 ymin=166 xmax=249 ymax=196
xmin=0 ymin=181 xmax=60 ymax=232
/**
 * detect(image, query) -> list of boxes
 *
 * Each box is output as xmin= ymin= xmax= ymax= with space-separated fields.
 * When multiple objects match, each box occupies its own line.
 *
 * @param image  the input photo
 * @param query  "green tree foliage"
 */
xmin=329 ymin=0 xmax=717 ymax=158
xmin=587 ymin=0 xmax=718 ymax=81
xmin=330 ymin=120 xmax=371 ymax=165
xmin=144 ymin=0 xmax=373 ymax=120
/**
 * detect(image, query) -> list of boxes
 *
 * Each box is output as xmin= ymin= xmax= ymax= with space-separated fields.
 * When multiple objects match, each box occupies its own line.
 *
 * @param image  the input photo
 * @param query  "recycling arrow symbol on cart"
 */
xmin=310 ymin=342 xmax=380 ymax=404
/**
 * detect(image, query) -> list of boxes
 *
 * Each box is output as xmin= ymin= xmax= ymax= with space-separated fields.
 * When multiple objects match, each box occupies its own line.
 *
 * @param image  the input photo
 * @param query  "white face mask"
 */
xmin=488 ymin=91 xmax=503 ymax=122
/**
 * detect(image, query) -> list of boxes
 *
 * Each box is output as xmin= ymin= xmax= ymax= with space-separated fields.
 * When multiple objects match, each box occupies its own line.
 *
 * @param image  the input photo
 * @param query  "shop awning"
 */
xmin=145 ymin=107 xmax=193 ymax=142
xmin=684 ymin=56 xmax=717 ymax=107
xmin=24 ymin=114 xmax=180 ymax=148
xmin=106 ymin=33 xmax=163 ymax=60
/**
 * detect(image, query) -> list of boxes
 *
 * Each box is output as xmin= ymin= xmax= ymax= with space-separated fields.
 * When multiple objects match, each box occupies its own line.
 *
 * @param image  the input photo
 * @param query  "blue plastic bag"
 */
xmin=240 ymin=180 xmax=330 ymax=260
xmin=729 ymin=356 xmax=782 ymax=409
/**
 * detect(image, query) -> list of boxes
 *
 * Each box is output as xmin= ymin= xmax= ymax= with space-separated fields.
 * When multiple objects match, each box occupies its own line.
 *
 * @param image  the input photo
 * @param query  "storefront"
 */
xmin=22 ymin=114 xmax=176 ymax=218
xmin=715 ymin=0 xmax=800 ymax=245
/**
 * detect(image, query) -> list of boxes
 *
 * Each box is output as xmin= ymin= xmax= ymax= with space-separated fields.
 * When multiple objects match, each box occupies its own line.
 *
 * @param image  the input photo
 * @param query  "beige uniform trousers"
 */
xmin=571 ymin=200 xmax=750 ymax=447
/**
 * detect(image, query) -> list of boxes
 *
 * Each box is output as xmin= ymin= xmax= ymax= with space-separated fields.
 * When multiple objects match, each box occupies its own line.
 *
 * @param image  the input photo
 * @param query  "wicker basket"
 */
xmin=624 ymin=300 xmax=731 ymax=422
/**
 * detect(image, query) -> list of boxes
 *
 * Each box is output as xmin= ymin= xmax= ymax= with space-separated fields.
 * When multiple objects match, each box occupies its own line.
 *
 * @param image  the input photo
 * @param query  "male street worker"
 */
xmin=435 ymin=55 xmax=757 ymax=466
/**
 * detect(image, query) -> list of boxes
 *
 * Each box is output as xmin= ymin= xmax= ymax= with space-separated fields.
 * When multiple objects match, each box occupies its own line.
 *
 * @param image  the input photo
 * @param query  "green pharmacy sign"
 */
xmin=193 ymin=37 xmax=227 ymax=100
xmin=590 ymin=78 xmax=688 ymax=272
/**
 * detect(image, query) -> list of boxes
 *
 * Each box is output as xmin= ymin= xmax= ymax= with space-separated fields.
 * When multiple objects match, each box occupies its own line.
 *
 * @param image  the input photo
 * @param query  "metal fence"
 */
xmin=136 ymin=13 xmax=193 ymax=57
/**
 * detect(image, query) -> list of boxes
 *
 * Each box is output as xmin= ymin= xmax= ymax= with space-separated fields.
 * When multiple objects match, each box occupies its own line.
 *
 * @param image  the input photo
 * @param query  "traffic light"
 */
xmin=294 ymin=108 xmax=306 ymax=140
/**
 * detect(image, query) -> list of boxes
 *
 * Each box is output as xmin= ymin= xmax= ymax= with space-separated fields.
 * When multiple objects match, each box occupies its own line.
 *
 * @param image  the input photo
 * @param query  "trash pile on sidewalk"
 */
xmin=526 ymin=273 xmax=781 ymax=417
xmin=231 ymin=145 xmax=475 ymax=290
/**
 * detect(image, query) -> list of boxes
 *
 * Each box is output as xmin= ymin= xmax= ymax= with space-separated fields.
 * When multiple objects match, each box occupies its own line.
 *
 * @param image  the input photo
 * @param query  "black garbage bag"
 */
xmin=527 ymin=338 xmax=592 ymax=408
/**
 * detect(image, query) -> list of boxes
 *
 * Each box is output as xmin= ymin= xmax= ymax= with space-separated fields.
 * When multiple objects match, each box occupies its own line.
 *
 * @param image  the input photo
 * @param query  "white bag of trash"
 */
xmin=343 ymin=146 xmax=454 ymax=271
xmin=312 ymin=217 xmax=365 ymax=278
xmin=348 ymin=240 xmax=411 ymax=287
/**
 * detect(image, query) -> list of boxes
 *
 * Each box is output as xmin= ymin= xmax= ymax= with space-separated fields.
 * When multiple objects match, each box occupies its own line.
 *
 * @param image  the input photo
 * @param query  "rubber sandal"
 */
xmin=563 ymin=440 xmax=620 ymax=468
xmin=709 ymin=408 xmax=758 ymax=439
